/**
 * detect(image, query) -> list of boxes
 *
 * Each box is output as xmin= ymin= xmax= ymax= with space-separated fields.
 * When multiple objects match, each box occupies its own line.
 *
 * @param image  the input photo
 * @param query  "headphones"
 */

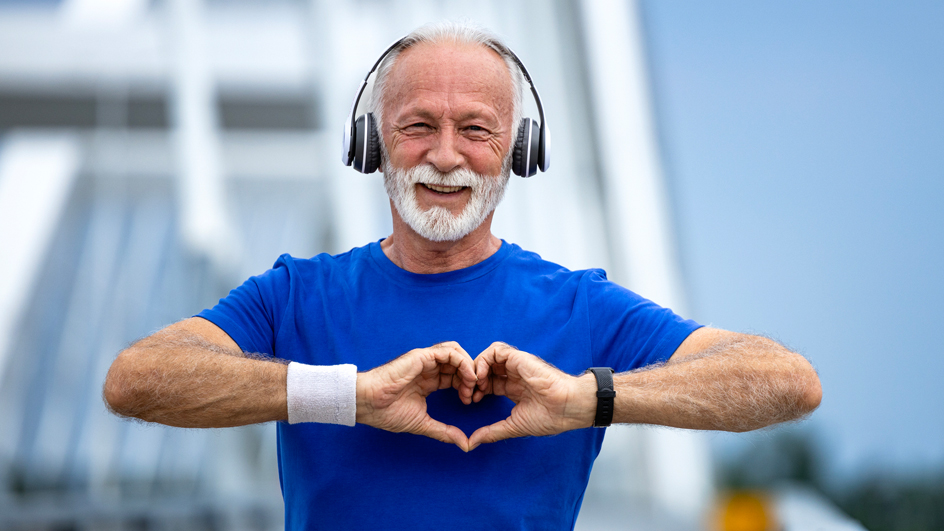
xmin=341 ymin=36 xmax=551 ymax=177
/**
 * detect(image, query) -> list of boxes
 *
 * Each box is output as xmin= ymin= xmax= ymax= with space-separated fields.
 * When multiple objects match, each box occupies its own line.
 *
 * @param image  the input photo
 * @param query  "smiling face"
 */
xmin=379 ymin=41 xmax=516 ymax=242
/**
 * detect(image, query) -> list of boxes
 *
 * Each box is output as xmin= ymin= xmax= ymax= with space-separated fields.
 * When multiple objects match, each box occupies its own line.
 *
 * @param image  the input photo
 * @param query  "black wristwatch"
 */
xmin=586 ymin=367 xmax=616 ymax=427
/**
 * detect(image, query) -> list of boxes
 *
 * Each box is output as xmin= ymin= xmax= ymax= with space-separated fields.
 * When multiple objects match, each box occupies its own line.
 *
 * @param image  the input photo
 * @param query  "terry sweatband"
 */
xmin=286 ymin=362 xmax=357 ymax=426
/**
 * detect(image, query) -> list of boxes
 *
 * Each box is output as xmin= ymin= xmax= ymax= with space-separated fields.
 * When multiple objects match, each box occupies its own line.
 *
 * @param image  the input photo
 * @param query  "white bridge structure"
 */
xmin=0 ymin=0 xmax=716 ymax=528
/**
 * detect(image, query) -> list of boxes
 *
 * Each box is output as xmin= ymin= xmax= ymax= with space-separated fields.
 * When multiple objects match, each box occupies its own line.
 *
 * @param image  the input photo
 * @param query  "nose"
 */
xmin=425 ymin=129 xmax=464 ymax=173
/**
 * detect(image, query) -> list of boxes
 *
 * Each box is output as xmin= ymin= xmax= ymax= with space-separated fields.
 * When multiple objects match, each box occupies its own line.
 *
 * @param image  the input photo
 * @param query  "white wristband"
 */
xmin=286 ymin=362 xmax=357 ymax=426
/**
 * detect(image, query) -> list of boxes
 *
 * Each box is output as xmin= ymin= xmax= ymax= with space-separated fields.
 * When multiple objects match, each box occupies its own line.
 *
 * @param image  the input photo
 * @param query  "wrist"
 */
xmin=565 ymin=373 xmax=599 ymax=429
xmin=354 ymin=371 xmax=374 ymax=424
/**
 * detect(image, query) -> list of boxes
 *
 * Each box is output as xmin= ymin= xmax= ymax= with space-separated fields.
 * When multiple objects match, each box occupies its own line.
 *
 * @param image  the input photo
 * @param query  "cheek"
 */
xmin=463 ymin=140 xmax=507 ymax=176
xmin=387 ymin=137 xmax=429 ymax=167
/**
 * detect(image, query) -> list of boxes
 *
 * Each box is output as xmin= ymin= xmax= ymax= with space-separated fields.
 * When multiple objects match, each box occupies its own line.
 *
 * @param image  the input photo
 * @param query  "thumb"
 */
xmin=414 ymin=415 xmax=471 ymax=453
xmin=468 ymin=418 xmax=522 ymax=451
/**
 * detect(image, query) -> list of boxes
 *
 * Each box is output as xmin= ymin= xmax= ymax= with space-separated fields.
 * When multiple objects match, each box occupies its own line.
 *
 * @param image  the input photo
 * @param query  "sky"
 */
xmin=639 ymin=0 xmax=944 ymax=484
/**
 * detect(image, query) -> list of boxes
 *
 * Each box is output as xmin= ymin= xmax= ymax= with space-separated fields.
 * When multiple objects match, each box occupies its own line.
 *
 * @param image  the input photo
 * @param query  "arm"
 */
xmin=467 ymin=328 xmax=822 ymax=448
xmin=609 ymin=327 xmax=822 ymax=431
xmin=103 ymin=318 xmax=477 ymax=449
xmin=103 ymin=317 xmax=288 ymax=428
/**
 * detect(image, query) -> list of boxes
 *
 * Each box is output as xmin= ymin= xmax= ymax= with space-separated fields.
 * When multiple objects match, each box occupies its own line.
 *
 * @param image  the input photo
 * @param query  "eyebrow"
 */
xmin=396 ymin=107 xmax=440 ymax=122
xmin=395 ymin=106 xmax=501 ymax=126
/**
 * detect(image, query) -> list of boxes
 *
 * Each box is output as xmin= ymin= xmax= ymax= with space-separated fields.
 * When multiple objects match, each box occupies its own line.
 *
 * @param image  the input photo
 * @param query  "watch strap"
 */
xmin=586 ymin=367 xmax=615 ymax=427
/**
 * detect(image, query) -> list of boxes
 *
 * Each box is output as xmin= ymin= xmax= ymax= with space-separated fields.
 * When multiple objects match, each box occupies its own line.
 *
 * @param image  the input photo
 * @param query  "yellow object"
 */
xmin=712 ymin=491 xmax=778 ymax=531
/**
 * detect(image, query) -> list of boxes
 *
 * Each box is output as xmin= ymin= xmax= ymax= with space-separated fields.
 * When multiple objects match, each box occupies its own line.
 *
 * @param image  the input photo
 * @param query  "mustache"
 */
xmin=399 ymin=164 xmax=482 ymax=188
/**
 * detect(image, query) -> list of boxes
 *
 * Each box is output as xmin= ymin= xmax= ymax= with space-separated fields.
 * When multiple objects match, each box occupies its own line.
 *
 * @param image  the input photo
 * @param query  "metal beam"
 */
xmin=0 ymin=133 xmax=79 ymax=390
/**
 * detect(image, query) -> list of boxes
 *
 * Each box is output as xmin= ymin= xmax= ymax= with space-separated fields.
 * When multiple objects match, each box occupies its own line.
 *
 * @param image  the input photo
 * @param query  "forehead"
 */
xmin=383 ymin=41 xmax=514 ymax=118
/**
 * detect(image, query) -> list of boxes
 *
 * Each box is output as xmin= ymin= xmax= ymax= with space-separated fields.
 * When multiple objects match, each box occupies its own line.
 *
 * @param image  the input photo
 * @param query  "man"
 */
xmin=104 ymin=21 xmax=821 ymax=529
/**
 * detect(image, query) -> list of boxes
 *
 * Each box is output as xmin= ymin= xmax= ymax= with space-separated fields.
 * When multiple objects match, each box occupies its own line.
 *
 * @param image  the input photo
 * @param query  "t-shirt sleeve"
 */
xmin=585 ymin=270 xmax=702 ymax=371
xmin=195 ymin=256 xmax=293 ymax=357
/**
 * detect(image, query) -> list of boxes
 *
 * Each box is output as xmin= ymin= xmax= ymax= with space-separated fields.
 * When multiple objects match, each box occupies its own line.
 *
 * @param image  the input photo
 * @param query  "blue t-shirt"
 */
xmin=198 ymin=240 xmax=701 ymax=530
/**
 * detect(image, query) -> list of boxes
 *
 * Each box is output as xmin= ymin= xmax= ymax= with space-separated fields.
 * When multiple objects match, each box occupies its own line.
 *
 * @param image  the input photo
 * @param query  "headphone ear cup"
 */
xmin=353 ymin=113 xmax=382 ymax=173
xmin=512 ymin=118 xmax=541 ymax=177
xmin=365 ymin=113 xmax=382 ymax=173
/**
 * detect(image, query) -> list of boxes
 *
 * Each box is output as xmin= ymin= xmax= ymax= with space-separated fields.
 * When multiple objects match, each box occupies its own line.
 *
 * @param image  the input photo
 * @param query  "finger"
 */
xmin=475 ymin=354 xmax=491 ymax=384
xmin=427 ymin=344 xmax=476 ymax=386
xmin=484 ymin=343 xmax=552 ymax=383
xmin=468 ymin=418 xmax=523 ymax=451
xmin=452 ymin=372 xmax=474 ymax=404
xmin=433 ymin=346 xmax=477 ymax=402
xmin=475 ymin=360 xmax=490 ymax=393
xmin=433 ymin=340 xmax=470 ymax=357
xmin=472 ymin=375 xmax=509 ymax=402
xmin=426 ymin=343 xmax=472 ymax=373
xmin=474 ymin=342 xmax=503 ymax=370
xmin=473 ymin=344 xmax=513 ymax=402
xmin=433 ymin=341 xmax=474 ymax=369
xmin=413 ymin=415 xmax=471 ymax=453
xmin=477 ymin=342 xmax=518 ymax=375
xmin=474 ymin=343 xmax=507 ymax=390
xmin=472 ymin=378 xmax=493 ymax=402
xmin=439 ymin=365 xmax=457 ymax=390
xmin=473 ymin=362 xmax=496 ymax=402
xmin=472 ymin=388 xmax=486 ymax=403
xmin=490 ymin=374 xmax=508 ymax=397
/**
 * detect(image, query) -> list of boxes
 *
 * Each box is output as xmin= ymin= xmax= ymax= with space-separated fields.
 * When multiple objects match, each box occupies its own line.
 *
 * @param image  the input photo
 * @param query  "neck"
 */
xmin=381 ymin=203 xmax=502 ymax=274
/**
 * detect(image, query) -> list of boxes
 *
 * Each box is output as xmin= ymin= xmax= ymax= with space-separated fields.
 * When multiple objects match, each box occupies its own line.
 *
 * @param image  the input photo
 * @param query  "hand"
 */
xmin=468 ymin=342 xmax=597 ymax=451
xmin=356 ymin=342 xmax=477 ymax=452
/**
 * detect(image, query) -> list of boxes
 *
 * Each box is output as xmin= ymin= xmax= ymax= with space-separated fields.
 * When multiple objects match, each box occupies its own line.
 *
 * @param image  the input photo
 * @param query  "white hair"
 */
xmin=367 ymin=20 xmax=526 ymax=148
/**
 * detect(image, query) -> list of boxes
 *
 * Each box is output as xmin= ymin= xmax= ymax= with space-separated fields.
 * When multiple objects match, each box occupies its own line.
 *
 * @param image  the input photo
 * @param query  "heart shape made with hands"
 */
xmin=357 ymin=341 xmax=595 ymax=453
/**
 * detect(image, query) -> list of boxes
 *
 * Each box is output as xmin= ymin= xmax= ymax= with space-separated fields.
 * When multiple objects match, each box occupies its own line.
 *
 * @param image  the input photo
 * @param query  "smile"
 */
xmin=422 ymin=183 xmax=466 ymax=194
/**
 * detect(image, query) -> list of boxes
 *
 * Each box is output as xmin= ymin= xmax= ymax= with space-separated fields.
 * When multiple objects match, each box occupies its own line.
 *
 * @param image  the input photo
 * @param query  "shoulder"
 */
xmin=268 ymin=242 xmax=374 ymax=280
xmin=497 ymin=244 xmax=617 ymax=305
xmin=502 ymin=243 xmax=586 ymax=277
xmin=500 ymin=244 xmax=673 ymax=316
xmin=503 ymin=243 xmax=608 ymax=284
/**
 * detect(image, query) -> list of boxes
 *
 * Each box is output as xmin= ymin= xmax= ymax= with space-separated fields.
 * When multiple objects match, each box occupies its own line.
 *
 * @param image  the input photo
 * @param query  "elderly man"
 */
xmin=104 ymin=21 xmax=821 ymax=530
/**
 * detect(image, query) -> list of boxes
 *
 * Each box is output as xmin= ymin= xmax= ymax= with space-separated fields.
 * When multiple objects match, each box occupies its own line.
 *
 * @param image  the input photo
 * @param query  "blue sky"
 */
xmin=640 ymin=0 xmax=944 ymax=483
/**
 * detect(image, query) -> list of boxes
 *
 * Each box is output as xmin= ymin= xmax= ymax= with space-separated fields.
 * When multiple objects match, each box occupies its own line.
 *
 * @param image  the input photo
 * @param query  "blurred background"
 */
xmin=0 ymin=0 xmax=941 ymax=530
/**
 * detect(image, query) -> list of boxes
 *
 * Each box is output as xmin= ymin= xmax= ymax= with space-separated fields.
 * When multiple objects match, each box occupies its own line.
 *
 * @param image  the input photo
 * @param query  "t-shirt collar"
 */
xmin=368 ymin=238 xmax=512 ymax=286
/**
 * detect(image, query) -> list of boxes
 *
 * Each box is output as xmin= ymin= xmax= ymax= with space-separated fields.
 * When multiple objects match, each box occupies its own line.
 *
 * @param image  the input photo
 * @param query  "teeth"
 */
xmin=424 ymin=184 xmax=463 ymax=193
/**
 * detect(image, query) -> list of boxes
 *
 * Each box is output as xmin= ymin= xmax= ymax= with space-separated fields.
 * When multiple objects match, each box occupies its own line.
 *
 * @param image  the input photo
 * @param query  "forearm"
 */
xmin=103 ymin=322 xmax=288 ymax=428
xmin=609 ymin=334 xmax=821 ymax=432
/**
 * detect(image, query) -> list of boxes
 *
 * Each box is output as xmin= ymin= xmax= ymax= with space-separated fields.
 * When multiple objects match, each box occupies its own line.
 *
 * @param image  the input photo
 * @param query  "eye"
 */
xmin=464 ymin=125 xmax=491 ymax=137
xmin=405 ymin=122 xmax=431 ymax=131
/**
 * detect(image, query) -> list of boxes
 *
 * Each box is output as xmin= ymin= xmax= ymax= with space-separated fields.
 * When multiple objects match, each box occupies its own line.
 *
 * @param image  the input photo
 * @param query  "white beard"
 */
xmin=383 ymin=162 xmax=510 ymax=242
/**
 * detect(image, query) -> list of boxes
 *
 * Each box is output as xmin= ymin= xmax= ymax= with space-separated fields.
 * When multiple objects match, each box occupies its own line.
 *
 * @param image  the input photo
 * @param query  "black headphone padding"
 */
xmin=512 ymin=118 xmax=541 ymax=178
xmin=353 ymin=113 xmax=382 ymax=174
